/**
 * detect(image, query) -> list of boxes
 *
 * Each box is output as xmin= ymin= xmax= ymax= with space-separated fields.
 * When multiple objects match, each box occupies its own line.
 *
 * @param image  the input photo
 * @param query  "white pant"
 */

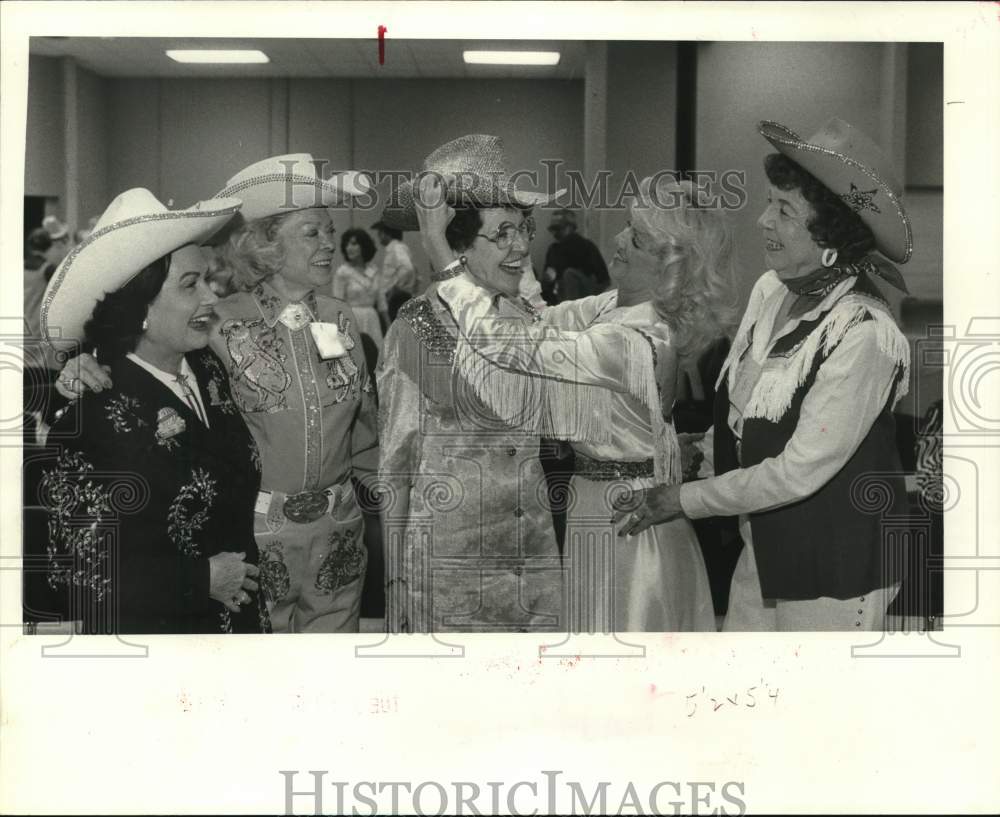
xmin=723 ymin=517 xmax=901 ymax=632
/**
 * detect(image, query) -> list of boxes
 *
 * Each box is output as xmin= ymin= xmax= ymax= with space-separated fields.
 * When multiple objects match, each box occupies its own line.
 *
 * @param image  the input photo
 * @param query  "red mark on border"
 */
xmin=378 ymin=25 xmax=387 ymax=65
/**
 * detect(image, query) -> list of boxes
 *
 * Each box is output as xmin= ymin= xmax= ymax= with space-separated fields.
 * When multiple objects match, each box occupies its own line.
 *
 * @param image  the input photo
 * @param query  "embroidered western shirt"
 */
xmin=679 ymin=271 xmax=905 ymax=519
xmin=126 ymin=353 xmax=210 ymax=427
xmin=212 ymin=279 xmax=379 ymax=495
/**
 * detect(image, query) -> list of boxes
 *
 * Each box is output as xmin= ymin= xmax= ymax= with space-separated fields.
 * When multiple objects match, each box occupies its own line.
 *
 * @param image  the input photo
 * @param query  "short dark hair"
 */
xmin=84 ymin=255 xmax=170 ymax=360
xmin=445 ymin=207 xmax=484 ymax=253
xmin=25 ymin=227 xmax=52 ymax=257
xmin=763 ymin=153 xmax=876 ymax=263
xmin=372 ymin=221 xmax=402 ymax=241
xmin=445 ymin=205 xmax=532 ymax=253
xmin=340 ymin=227 xmax=377 ymax=263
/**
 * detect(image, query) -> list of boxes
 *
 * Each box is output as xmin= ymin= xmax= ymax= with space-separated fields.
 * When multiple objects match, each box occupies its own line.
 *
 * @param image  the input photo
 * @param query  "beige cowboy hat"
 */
xmin=381 ymin=134 xmax=565 ymax=231
xmin=215 ymin=153 xmax=369 ymax=221
xmin=759 ymin=117 xmax=912 ymax=264
xmin=41 ymin=188 xmax=242 ymax=350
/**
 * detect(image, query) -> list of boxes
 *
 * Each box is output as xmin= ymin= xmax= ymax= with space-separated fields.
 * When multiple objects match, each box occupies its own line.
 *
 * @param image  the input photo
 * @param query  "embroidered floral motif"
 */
xmin=324 ymin=311 xmax=361 ymax=402
xmin=105 ymin=394 xmax=147 ymax=434
xmin=259 ymin=542 xmax=291 ymax=603
xmin=258 ymin=592 xmax=273 ymax=633
xmin=219 ymin=608 xmax=233 ymax=634
xmin=314 ymin=530 xmax=367 ymax=594
xmin=155 ymin=407 xmax=186 ymax=451
xmin=167 ymin=468 xmax=218 ymax=557
xmin=40 ymin=452 xmax=115 ymax=600
xmin=221 ymin=318 xmax=291 ymax=413
xmin=253 ymin=284 xmax=284 ymax=322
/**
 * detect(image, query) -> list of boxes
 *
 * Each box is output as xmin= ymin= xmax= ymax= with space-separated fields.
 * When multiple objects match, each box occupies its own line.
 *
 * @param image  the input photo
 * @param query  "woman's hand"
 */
xmin=55 ymin=353 xmax=112 ymax=399
xmin=209 ymin=551 xmax=260 ymax=613
xmin=678 ymin=432 xmax=706 ymax=482
xmin=414 ymin=173 xmax=458 ymax=272
xmin=611 ymin=484 xmax=685 ymax=537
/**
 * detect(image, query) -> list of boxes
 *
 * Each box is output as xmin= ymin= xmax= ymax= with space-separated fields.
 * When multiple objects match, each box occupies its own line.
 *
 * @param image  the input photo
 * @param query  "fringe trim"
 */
xmin=453 ymin=326 xmax=679 ymax=483
xmin=742 ymin=295 xmax=910 ymax=422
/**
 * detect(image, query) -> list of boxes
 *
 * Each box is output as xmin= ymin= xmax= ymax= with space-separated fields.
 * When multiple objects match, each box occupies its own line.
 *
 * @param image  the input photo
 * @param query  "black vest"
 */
xmin=713 ymin=274 xmax=907 ymax=600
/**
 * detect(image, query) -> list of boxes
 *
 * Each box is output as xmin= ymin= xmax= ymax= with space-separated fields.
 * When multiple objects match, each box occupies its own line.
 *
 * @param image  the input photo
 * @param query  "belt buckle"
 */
xmin=283 ymin=490 xmax=329 ymax=523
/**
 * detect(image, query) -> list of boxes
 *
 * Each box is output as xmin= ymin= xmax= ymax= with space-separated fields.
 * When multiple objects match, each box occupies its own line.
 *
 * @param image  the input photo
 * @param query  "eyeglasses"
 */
xmin=477 ymin=216 xmax=536 ymax=250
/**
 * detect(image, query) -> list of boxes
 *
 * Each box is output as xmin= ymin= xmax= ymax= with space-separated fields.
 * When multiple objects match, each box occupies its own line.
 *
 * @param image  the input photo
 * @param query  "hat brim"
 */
xmin=381 ymin=176 xmax=565 ymax=231
xmin=217 ymin=170 xmax=369 ymax=222
xmin=759 ymin=120 xmax=912 ymax=263
xmin=42 ymin=198 xmax=242 ymax=350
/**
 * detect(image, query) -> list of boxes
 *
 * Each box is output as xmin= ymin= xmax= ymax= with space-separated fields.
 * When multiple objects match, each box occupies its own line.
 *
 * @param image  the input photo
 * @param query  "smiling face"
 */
xmin=345 ymin=236 xmax=362 ymax=263
xmin=463 ymin=207 xmax=532 ymax=298
xmin=609 ymin=211 xmax=664 ymax=302
xmin=757 ymin=183 xmax=824 ymax=280
xmin=141 ymin=244 xmax=218 ymax=356
xmin=273 ymin=208 xmax=337 ymax=295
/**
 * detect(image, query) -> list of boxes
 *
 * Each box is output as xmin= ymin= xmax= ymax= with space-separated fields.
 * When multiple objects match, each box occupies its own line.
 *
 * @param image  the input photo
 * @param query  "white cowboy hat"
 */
xmin=380 ymin=134 xmax=565 ymax=231
xmin=215 ymin=153 xmax=369 ymax=221
xmin=41 ymin=188 xmax=242 ymax=350
xmin=759 ymin=117 xmax=912 ymax=264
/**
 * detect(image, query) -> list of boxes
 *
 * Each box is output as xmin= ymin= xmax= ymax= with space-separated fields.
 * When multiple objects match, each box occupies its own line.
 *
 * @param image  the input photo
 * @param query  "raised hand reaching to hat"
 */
xmin=414 ymin=173 xmax=458 ymax=274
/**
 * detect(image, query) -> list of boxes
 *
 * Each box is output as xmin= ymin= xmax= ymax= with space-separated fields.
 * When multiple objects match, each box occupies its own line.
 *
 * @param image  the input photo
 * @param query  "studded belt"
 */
xmin=574 ymin=452 xmax=655 ymax=481
xmin=255 ymin=481 xmax=353 ymax=524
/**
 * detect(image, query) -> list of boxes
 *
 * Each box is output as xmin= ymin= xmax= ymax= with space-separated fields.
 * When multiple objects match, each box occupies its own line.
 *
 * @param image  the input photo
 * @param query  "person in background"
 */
xmin=42 ymin=215 xmax=71 ymax=270
xmin=372 ymin=220 xmax=416 ymax=322
xmin=333 ymin=227 xmax=389 ymax=372
xmin=542 ymin=208 xmax=610 ymax=304
xmin=615 ymin=117 xmax=912 ymax=633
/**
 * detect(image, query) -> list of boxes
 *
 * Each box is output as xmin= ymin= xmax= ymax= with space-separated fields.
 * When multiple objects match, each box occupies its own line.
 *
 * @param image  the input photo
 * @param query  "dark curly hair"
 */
xmin=340 ymin=227 xmax=376 ymax=264
xmin=83 ymin=255 xmax=170 ymax=360
xmin=445 ymin=205 xmax=532 ymax=253
xmin=764 ymin=153 xmax=876 ymax=263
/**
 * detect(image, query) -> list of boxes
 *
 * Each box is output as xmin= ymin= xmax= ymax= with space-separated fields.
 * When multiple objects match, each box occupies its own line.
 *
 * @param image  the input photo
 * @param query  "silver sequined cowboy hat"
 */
xmin=759 ymin=117 xmax=912 ymax=264
xmin=215 ymin=153 xmax=369 ymax=221
xmin=42 ymin=188 xmax=242 ymax=350
xmin=381 ymin=134 xmax=566 ymax=231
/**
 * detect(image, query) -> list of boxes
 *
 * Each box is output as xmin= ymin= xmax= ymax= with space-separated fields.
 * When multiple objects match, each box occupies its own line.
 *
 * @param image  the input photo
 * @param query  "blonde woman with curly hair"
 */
xmin=416 ymin=171 xmax=736 ymax=632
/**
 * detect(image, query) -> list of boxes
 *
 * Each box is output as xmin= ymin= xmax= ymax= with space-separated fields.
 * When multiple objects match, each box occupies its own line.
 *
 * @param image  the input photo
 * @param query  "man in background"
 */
xmin=372 ymin=220 xmax=417 ymax=322
xmin=542 ymin=208 xmax=609 ymax=304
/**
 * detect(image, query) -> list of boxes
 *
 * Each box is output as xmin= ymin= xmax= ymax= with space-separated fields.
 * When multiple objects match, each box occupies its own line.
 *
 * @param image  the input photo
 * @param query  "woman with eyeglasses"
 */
xmin=376 ymin=134 xmax=567 ymax=634
xmin=413 ymin=168 xmax=735 ymax=633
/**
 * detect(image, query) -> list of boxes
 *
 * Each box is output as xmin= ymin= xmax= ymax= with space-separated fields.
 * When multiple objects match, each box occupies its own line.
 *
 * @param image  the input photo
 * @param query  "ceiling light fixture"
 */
xmin=166 ymin=50 xmax=270 ymax=64
xmin=463 ymin=51 xmax=560 ymax=66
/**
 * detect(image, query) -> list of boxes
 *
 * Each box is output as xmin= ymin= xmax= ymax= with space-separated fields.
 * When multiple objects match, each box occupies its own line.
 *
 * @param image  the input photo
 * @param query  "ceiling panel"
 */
xmin=28 ymin=37 xmax=586 ymax=79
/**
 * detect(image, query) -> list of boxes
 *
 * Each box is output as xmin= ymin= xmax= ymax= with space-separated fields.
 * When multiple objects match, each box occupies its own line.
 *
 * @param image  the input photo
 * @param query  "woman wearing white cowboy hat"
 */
xmin=39 ymin=188 xmax=269 ymax=634
xmin=414 ymin=166 xmax=736 ymax=633
xmin=614 ymin=116 xmax=913 ymax=632
xmin=56 ymin=154 xmax=379 ymax=634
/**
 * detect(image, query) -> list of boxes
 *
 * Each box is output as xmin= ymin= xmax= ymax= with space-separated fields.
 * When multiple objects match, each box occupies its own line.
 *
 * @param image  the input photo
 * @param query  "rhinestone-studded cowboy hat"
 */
xmin=380 ymin=134 xmax=566 ymax=231
xmin=215 ymin=153 xmax=369 ymax=222
xmin=759 ymin=117 xmax=912 ymax=264
xmin=41 ymin=188 xmax=242 ymax=350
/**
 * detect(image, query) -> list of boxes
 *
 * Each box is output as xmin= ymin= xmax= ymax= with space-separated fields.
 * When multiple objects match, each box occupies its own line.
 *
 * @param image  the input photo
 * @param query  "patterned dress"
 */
xmin=378 ymin=289 xmax=563 ymax=633
xmin=41 ymin=349 xmax=269 ymax=634
xmin=212 ymin=279 xmax=379 ymax=633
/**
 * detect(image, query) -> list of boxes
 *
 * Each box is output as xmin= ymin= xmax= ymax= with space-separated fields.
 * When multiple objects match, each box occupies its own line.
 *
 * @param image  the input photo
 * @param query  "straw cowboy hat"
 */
xmin=41 ymin=188 xmax=242 ymax=350
xmin=381 ymin=134 xmax=565 ymax=231
xmin=215 ymin=153 xmax=369 ymax=221
xmin=759 ymin=117 xmax=912 ymax=264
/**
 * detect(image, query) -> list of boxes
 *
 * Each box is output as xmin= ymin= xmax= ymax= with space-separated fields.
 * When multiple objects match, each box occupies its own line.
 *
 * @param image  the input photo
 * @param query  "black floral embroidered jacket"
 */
xmin=42 ymin=348 xmax=270 ymax=634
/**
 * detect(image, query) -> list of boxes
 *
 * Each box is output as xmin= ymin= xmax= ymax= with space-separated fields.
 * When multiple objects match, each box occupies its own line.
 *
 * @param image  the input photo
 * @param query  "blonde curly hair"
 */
xmin=218 ymin=212 xmax=289 ymax=291
xmin=630 ymin=177 xmax=739 ymax=362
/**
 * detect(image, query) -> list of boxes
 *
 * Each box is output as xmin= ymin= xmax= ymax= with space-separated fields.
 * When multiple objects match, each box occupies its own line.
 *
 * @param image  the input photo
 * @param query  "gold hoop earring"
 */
xmin=821 ymin=248 xmax=838 ymax=268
